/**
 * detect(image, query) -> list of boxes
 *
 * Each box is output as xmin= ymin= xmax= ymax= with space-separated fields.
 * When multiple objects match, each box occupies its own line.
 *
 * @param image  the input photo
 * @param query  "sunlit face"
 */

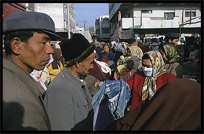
xmin=77 ymin=52 xmax=95 ymax=79
xmin=142 ymin=59 xmax=152 ymax=68
xmin=103 ymin=45 xmax=110 ymax=53
xmin=169 ymin=38 xmax=179 ymax=46
xmin=172 ymin=38 xmax=179 ymax=46
xmin=19 ymin=32 xmax=54 ymax=72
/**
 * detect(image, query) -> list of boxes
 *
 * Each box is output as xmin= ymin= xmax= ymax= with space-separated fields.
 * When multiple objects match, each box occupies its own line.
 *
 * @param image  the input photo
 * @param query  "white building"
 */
xmin=24 ymin=3 xmax=76 ymax=39
xmin=95 ymin=15 xmax=110 ymax=42
xmin=109 ymin=3 xmax=201 ymax=42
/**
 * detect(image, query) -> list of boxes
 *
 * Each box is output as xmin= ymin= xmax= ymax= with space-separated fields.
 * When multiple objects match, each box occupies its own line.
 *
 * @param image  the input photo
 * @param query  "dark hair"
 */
xmin=159 ymin=44 xmax=165 ymax=54
xmin=4 ymin=30 xmax=44 ymax=55
xmin=142 ymin=53 xmax=151 ymax=60
xmin=103 ymin=43 xmax=110 ymax=49
xmin=165 ymin=35 xmax=179 ymax=42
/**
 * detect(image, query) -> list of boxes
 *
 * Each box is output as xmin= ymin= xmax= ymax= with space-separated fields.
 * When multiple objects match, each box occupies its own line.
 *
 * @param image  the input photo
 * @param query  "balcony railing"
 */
xmin=121 ymin=17 xmax=201 ymax=29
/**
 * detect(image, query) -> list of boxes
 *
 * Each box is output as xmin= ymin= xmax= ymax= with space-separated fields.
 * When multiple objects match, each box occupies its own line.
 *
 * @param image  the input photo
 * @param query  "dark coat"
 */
xmin=3 ymin=58 xmax=50 ymax=130
xmin=116 ymin=78 xmax=201 ymax=130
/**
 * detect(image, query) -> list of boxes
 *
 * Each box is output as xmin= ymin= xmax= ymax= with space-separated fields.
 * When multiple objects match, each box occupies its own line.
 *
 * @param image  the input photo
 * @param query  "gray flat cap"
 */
xmin=3 ymin=11 xmax=60 ymax=41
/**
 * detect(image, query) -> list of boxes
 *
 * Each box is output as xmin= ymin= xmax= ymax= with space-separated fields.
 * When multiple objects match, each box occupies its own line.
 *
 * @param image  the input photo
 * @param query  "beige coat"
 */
xmin=3 ymin=58 xmax=50 ymax=130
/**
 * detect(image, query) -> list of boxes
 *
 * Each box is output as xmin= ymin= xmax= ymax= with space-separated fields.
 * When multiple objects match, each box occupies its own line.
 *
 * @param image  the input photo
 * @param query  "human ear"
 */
xmin=10 ymin=37 xmax=22 ymax=55
xmin=74 ymin=62 xmax=80 ymax=69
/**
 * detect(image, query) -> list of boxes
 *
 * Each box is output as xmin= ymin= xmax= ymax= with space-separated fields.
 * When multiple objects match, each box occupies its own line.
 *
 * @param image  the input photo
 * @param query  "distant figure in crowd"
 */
xmin=126 ymin=45 xmax=143 ymax=70
xmin=48 ymin=47 xmax=64 ymax=81
xmin=138 ymin=41 xmax=149 ymax=53
xmin=126 ymin=50 xmax=176 ymax=111
xmin=116 ymin=78 xmax=201 ymax=130
xmin=165 ymin=32 xmax=184 ymax=62
xmin=44 ymin=33 xmax=95 ymax=130
xmin=84 ymin=58 xmax=107 ymax=96
xmin=159 ymin=43 xmax=183 ymax=78
xmin=112 ymin=43 xmax=123 ymax=65
xmin=165 ymin=32 xmax=179 ymax=46
xmin=40 ymin=54 xmax=54 ymax=87
xmin=188 ymin=48 xmax=196 ymax=64
xmin=130 ymin=40 xmax=144 ymax=69
xmin=3 ymin=11 xmax=60 ymax=130
xmin=101 ymin=43 xmax=115 ymax=62
xmin=30 ymin=54 xmax=54 ymax=90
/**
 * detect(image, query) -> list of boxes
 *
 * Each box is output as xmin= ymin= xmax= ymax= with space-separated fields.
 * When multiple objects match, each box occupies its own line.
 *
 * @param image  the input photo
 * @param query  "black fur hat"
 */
xmin=60 ymin=33 xmax=95 ymax=67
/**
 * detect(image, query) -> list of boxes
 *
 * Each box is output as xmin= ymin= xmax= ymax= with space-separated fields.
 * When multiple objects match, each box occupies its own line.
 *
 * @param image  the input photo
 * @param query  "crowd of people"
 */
xmin=3 ymin=11 xmax=201 ymax=131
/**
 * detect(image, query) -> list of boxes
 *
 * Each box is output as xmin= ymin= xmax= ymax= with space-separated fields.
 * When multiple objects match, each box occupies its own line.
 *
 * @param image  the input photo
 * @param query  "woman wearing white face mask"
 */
xmin=126 ymin=50 xmax=176 ymax=111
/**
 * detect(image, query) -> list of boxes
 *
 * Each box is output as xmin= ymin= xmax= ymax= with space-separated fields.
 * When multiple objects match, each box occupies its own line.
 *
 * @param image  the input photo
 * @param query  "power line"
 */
xmin=8 ymin=3 xmax=25 ymax=11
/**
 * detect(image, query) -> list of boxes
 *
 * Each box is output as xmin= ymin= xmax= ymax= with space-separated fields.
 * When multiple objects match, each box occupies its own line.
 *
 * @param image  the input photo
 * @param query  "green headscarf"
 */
xmin=163 ymin=43 xmax=180 ymax=63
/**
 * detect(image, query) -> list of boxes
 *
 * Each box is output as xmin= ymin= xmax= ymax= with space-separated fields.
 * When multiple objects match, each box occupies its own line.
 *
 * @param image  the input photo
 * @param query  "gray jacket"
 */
xmin=3 ymin=58 xmax=51 ymax=130
xmin=44 ymin=68 xmax=93 ymax=130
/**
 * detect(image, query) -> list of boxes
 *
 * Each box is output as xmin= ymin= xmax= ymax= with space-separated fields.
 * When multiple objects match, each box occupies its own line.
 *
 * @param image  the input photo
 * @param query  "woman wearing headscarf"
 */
xmin=116 ymin=78 xmax=201 ymax=130
xmin=48 ymin=48 xmax=65 ymax=81
xmin=125 ymin=45 xmax=143 ymax=70
xmin=114 ymin=45 xmax=142 ymax=81
xmin=159 ymin=43 xmax=183 ymax=78
xmin=126 ymin=50 xmax=176 ymax=111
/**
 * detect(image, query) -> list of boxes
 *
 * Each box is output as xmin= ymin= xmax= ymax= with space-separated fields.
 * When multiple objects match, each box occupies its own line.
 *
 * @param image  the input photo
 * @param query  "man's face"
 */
xmin=104 ymin=45 xmax=110 ymax=53
xmin=19 ymin=32 xmax=54 ymax=72
xmin=172 ymin=38 xmax=179 ymax=46
xmin=77 ymin=52 xmax=95 ymax=79
xmin=169 ymin=38 xmax=179 ymax=46
xmin=142 ymin=59 xmax=152 ymax=68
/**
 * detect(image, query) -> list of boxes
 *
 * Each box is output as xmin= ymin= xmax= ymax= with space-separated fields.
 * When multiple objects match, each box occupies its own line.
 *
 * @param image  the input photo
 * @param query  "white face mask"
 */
xmin=142 ymin=66 xmax=153 ymax=77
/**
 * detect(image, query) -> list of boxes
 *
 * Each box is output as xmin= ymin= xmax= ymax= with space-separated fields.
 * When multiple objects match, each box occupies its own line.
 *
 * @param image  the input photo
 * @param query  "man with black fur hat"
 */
xmin=3 ymin=11 xmax=60 ymax=130
xmin=44 ymin=33 xmax=95 ymax=130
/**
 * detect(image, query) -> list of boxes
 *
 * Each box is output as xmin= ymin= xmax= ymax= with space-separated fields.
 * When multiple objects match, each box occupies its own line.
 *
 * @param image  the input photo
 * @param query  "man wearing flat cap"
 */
xmin=44 ymin=33 xmax=95 ymax=130
xmin=3 ymin=11 xmax=60 ymax=130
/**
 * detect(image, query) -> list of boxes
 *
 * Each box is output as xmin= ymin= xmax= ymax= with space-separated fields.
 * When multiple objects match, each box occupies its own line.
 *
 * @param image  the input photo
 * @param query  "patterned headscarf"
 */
xmin=127 ymin=45 xmax=143 ymax=69
xmin=163 ymin=43 xmax=180 ymax=63
xmin=142 ymin=50 xmax=166 ymax=101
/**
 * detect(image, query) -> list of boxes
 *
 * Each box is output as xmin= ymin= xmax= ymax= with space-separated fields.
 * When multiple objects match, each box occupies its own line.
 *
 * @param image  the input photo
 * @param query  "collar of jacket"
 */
xmin=3 ymin=57 xmax=45 ymax=95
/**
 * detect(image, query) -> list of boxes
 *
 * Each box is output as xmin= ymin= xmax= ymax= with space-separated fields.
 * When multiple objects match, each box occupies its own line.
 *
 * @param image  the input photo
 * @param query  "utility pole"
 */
xmin=83 ymin=21 xmax=87 ymax=31
xmin=87 ymin=23 xmax=89 ymax=32
xmin=67 ymin=3 xmax=70 ymax=39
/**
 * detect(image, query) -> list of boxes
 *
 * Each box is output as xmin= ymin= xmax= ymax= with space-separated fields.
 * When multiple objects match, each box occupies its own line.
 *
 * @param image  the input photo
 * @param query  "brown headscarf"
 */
xmin=116 ymin=78 xmax=201 ymax=130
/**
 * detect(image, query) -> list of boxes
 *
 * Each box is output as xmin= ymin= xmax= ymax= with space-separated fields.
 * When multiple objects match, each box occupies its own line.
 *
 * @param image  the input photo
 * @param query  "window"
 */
xmin=164 ymin=12 xmax=175 ymax=20
xmin=185 ymin=10 xmax=196 ymax=17
xmin=96 ymin=29 xmax=100 ymax=35
xmin=102 ymin=28 xmax=109 ymax=34
xmin=142 ymin=10 xmax=152 ymax=14
xmin=103 ymin=18 xmax=109 ymax=22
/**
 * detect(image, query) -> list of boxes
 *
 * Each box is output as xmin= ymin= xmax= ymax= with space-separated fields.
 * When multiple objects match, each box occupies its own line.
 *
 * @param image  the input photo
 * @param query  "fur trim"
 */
xmin=65 ymin=43 xmax=95 ymax=67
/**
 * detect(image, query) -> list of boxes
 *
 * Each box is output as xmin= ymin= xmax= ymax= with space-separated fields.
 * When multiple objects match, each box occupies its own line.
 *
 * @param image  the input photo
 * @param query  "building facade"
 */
xmin=95 ymin=15 xmax=110 ymax=42
xmin=109 ymin=3 xmax=201 ymax=42
xmin=25 ymin=3 xmax=76 ymax=39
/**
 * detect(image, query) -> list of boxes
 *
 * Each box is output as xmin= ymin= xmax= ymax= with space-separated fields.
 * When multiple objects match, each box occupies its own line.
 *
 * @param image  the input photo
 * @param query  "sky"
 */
xmin=74 ymin=3 xmax=109 ymax=29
